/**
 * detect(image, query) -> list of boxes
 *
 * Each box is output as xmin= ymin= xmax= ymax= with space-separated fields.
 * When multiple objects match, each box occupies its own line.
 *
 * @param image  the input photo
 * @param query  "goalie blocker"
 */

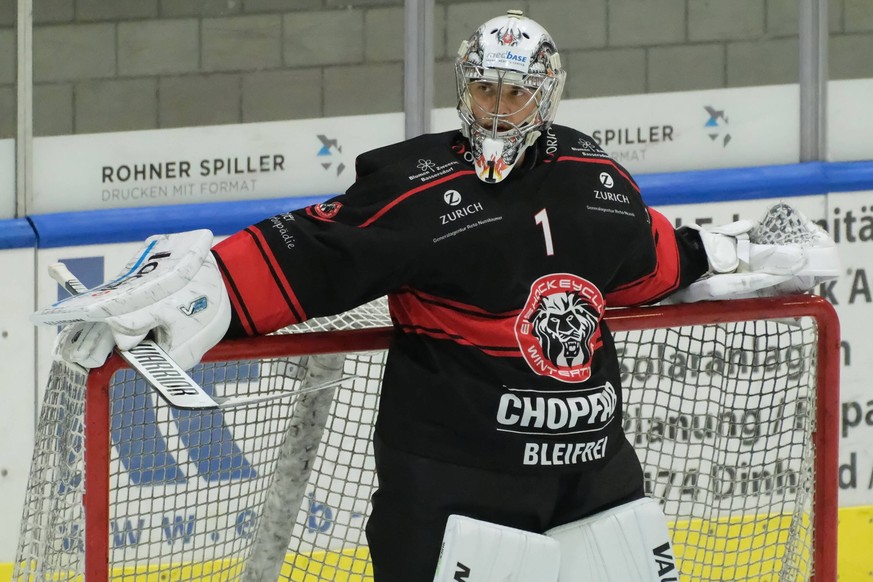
xmin=434 ymin=498 xmax=676 ymax=582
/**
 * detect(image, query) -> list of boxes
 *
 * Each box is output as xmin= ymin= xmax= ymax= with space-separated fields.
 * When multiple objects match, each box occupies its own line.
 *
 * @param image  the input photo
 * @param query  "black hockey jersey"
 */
xmin=212 ymin=125 xmax=708 ymax=474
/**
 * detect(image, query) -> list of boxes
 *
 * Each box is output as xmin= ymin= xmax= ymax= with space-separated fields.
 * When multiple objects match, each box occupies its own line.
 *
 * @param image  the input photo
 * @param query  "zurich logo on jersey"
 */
xmin=443 ymin=190 xmax=462 ymax=206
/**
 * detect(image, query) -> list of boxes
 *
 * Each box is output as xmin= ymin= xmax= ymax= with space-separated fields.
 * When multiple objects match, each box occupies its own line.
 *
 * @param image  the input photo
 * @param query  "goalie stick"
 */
xmin=47 ymin=262 xmax=351 ymax=410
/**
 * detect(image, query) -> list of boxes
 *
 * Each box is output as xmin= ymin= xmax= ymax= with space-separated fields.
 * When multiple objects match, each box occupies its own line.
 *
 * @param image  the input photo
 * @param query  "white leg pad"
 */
xmin=545 ymin=497 xmax=679 ymax=582
xmin=432 ymin=514 xmax=561 ymax=582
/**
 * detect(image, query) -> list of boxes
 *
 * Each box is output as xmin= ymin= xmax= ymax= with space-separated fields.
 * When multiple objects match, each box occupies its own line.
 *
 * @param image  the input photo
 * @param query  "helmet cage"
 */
xmin=454 ymin=12 xmax=565 ymax=183
xmin=456 ymin=63 xmax=562 ymax=182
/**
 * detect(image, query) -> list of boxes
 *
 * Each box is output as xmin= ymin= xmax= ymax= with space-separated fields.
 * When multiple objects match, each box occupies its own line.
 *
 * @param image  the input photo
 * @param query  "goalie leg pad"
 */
xmin=546 ymin=497 xmax=678 ymax=582
xmin=432 ymin=514 xmax=560 ymax=582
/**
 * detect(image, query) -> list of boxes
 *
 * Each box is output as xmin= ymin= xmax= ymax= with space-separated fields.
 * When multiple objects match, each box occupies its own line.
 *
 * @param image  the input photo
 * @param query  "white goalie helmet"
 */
xmin=456 ymin=10 xmax=566 ymax=183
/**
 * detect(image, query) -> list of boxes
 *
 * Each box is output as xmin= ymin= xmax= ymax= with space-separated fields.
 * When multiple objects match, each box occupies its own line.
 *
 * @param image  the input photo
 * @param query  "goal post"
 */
xmin=606 ymin=295 xmax=840 ymax=582
xmin=14 ymin=294 xmax=840 ymax=582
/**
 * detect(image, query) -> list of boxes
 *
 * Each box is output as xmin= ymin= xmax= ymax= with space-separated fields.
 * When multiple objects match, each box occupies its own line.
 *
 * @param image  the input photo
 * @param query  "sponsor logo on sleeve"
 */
xmin=312 ymin=201 xmax=342 ymax=219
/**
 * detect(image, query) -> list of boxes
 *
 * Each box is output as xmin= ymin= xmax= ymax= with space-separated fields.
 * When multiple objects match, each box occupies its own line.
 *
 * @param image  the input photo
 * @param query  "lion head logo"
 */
xmin=515 ymin=274 xmax=604 ymax=383
xmin=529 ymin=292 xmax=599 ymax=367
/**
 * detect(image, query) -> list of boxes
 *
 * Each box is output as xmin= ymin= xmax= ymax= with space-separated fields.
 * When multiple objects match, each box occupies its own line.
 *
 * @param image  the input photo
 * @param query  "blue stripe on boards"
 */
xmin=0 ymin=218 xmax=37 ymax=249
xmin=21 ymin=160 xmax=873 ymax=249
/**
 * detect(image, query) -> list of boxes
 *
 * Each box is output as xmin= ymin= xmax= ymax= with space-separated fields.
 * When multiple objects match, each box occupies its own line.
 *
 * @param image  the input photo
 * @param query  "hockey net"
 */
xmin=14 ymin=294 xmax=840 ymax=581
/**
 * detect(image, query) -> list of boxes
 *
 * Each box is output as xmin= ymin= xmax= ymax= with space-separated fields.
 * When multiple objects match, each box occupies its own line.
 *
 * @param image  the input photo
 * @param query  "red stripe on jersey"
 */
xmin=388 ymin=289 xmax=522 ymax=356
xmin=217 ymin=264 xmax=254 ymax=336
xmin=402 ymin=287 xmax=522 ymax=319
xmin=360 ymin=170 xmax=476 ymax=227
xmin=606 ymin=208 xmax=681 ymax=306
xmin=248 ymin=227 xmax=308 ymax=321
xmin=212 ymin=230 xmax=306 ymax=335
xmin=555 ymin=156 xmax=640 ymax=193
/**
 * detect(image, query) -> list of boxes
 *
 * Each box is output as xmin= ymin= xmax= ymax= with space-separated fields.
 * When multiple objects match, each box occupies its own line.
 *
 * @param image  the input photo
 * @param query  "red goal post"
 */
xmin=14 ymin=294 xmax=840 ymax=582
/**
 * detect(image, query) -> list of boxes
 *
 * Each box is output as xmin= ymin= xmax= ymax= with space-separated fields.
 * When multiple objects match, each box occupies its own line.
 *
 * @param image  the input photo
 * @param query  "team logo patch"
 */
xmin=515 ymin=274 xmax=604 ymax=383
xmin=312 ymin=201 xmax=342 ymax=219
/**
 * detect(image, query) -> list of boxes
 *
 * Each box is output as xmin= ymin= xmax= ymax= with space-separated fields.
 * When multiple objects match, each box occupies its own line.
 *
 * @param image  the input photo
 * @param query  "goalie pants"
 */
xmin=365 ymin=435 xmax=645 ymax=582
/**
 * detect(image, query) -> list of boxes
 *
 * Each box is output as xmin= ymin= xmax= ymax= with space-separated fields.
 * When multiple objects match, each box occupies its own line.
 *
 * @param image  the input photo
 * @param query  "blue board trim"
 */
xmin=30 ymin=195 xmax=332 ymax=248
xmin=22 ymin=160 xmax=873 ymax=249
xmin=637 ymin=160 xmax=873 ymax=206
xmin=0 ymin=218 xmax=38 ymax=249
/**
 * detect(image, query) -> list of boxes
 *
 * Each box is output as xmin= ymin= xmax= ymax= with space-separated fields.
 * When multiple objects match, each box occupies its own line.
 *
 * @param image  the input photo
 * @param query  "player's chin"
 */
xmin=478 ymin=122 xmax=513 ymax=133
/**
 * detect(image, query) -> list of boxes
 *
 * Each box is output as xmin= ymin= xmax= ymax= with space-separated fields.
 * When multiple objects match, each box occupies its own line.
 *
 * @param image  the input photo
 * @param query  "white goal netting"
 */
xmin=13 ymin=296 xmax=838 ymax=581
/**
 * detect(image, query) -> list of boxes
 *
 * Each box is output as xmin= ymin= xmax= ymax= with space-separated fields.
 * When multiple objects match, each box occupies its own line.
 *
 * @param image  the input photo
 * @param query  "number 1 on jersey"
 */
xmin=534 ymin=208 xmax=555 ymax=256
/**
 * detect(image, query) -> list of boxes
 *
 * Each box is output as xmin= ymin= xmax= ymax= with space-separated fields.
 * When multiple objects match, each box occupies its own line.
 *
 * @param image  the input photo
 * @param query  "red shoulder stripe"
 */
xmin=359 ymin=170 xmax=476 ymax=228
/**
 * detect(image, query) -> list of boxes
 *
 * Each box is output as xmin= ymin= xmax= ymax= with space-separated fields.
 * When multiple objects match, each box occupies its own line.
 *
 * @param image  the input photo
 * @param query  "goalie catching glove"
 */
xmin=669 ymin=202 xmax=840 ymax=303
xmin=34 ymin=230 xmax=231 ymax=371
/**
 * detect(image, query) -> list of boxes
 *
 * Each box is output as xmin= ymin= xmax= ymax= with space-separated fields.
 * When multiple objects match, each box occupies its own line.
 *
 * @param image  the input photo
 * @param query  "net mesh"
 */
xmin=749 ymin=203 xmax=820 ymax=247
xmin=14 ymin=300 xmax=823 ymax=582
xmin=620 ymin=318 xmax=817 ymax=580
xmin=14 ymin=361 xmax=88 ymax=580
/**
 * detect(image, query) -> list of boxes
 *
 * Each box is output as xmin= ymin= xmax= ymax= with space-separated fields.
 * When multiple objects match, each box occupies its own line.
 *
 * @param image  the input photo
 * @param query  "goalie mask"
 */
xmin=456 ymin=10 xmax=565 ymax=183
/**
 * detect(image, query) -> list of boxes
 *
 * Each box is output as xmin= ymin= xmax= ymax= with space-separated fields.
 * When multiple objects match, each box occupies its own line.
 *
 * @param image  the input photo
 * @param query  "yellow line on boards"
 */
xmin=1 ymin=508 xmax=871 ymax=581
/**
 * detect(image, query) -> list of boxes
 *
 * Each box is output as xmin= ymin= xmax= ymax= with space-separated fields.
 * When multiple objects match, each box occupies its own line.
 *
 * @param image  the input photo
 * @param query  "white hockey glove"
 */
xmin=669 ymin=202 xmax=840 ymax=303
xmin=35 ymin=230 xmax=231 ymax=371
xmin=53 ymin=321 xmax=117 ymax=370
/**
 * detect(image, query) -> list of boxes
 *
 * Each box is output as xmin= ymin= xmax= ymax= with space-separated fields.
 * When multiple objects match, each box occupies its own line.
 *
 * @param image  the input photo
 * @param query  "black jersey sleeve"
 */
xmin=212 ymin=188 xmax=426 ymax=337
xmin=605 ymin=205 xmax=709 ymax=306
xmin=213 ymin=131 xmax=471 ymax=337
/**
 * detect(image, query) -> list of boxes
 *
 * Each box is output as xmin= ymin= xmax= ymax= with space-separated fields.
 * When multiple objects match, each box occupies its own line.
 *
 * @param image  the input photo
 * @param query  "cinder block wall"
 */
xmin=0 ymin=0 xmax=871 ymax=139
